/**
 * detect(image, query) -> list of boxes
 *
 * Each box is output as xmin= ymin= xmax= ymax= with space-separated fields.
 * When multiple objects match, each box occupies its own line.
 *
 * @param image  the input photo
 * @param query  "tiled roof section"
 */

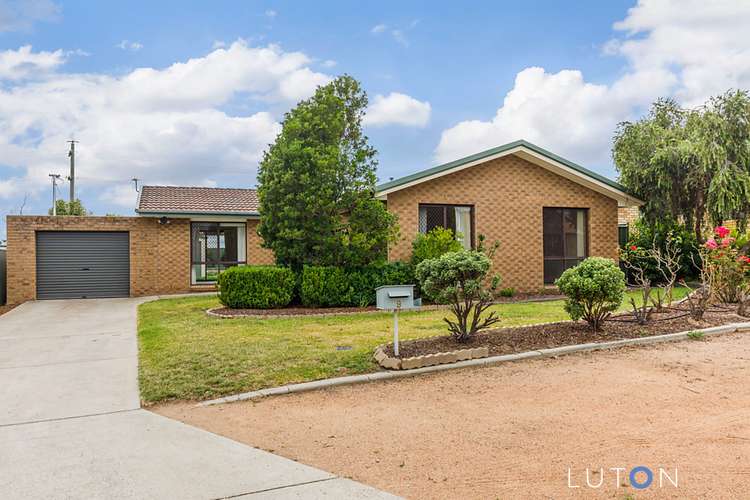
xmin=137 ymin=186 xmax=259 ymax=215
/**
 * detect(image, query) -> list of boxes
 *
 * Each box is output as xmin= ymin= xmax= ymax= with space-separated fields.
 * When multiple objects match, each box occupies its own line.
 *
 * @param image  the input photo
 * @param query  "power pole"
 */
xmin=67 ymin=140 xmax=78 ymax=203
xmin=49 ymin=174 xmax=62 ymax=215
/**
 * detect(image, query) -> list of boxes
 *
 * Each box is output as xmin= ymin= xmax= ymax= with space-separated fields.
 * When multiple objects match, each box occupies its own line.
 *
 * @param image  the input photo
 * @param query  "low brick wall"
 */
xmin=374 ymin=344 xmax=489 ymax=370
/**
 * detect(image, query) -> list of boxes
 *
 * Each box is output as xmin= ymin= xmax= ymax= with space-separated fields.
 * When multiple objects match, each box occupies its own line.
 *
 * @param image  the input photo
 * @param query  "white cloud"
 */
xmin=0 ymin=40 xmax=331 ymax=208
xmin=391 ymin=30 xmax=408 ymax=47
xmin=436 ymin=0 xmax=750 ymax=166
xmin=100 ymin=184 xmax=139 ymax=209
xmin=610 ymin=0 xmax=750 ymax=107
xmin=265 ymin=9 xmax=277 ymax=18
xmin=0 ymin=45 xmax=65 ymax=80
xmin=365 ymin=92 xmax=431 ymax=128
xmin=371 ymin=21 xmax=418 ymax=47
xmin=435 ymin=67 xmax=651 ymax=165
xmin=321 ymin=59 xmax=337 ymax=68
xmin=116 ymin=40 xmax=143 ymax=52
xmin=0 ymin=0 xmax=60 ymax=32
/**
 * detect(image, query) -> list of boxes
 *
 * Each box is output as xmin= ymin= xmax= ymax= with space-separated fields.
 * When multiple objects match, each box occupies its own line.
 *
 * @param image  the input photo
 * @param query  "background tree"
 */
xmin=257 ymin=75 xmax=397 ymax=270
xmin=49 ymin=199 xmax=88 ymax=216
xmin=614 ymin=90 xmax=750 ymax=240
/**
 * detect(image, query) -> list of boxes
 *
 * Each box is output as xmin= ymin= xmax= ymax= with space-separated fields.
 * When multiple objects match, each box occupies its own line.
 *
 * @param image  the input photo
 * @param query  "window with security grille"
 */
xmin=417 ymin=204 xmax=474 ymax=249
xmin=190 ymin=222 xmax=246 ymax=284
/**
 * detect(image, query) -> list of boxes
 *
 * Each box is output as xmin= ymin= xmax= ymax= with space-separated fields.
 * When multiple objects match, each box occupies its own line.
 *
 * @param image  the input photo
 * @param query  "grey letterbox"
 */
xmin=375 ymin=285 xmax=417 ymax=310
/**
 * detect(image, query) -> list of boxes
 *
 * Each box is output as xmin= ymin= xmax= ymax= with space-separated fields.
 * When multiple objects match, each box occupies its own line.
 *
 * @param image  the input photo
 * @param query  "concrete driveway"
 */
xmin=0 ymin=298 xmax=398 ymax=499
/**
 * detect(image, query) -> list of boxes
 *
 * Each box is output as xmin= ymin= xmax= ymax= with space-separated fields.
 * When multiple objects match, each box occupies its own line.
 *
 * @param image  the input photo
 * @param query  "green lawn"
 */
xmin=138 ymin=287 xmax=689 ymax=403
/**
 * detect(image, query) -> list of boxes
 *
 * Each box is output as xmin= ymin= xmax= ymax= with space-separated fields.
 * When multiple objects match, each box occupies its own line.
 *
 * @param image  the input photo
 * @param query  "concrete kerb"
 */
xmin=198 ymin=320 xmax=750 ymax=407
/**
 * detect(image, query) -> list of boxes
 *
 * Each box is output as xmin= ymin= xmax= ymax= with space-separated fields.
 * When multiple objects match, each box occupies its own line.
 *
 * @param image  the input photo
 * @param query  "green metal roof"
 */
xmin=375 ymin=139 xmax=632 ymax=197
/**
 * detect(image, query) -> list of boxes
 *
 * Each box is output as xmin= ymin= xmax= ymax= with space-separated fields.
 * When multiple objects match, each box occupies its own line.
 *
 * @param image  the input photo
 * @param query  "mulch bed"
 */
xmin=208 ymin=305 xmax=379 ymax=318
xmin=382 ymin=304 xmax=746 ymax=359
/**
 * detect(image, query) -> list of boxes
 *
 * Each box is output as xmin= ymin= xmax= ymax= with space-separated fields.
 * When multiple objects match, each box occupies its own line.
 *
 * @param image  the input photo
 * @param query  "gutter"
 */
xmin=135 ymin=210 xmax=260 ymax=217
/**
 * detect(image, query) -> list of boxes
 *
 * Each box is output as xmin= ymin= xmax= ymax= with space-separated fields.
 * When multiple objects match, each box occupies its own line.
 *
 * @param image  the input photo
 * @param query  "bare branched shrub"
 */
xmin=681 ymin=251 xmax=716 ymax=321
xmin=647 ymin=235 xmax=682 ymax=309
xmin=650 ymin=287 xmax=664 ymax=311
xmin=621 ymin=251 xmax=653 ymax=325
xmin=737 ymin=284 xmax=750 ymax=317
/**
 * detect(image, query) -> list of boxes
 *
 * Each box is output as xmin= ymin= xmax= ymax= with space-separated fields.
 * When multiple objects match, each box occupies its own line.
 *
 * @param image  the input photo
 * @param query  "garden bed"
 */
xmin=206 ymin=294 xmax=566 ymax=318
xmin=207 ymin=305 xmax=379 ymax=318
xmin=380 ymin=305 xmax=744 ymax=360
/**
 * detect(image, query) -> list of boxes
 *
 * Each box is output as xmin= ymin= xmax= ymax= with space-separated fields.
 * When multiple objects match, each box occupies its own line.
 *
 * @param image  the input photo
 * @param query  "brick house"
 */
xmin=376 ymin=140 xmax=642 ymax=291
xmin=5 ymin=140 xmax=641 ymax=304
xmin=5 ymin=187 xmax=273 ymax=304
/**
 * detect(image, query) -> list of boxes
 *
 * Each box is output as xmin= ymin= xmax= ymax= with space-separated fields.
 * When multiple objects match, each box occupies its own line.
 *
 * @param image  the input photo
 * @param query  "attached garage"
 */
xmin=36 ymin=231 xmax=130 ymax=300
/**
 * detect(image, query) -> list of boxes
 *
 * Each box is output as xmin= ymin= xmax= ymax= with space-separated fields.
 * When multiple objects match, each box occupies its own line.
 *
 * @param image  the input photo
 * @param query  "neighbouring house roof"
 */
xmin=136 ymin=186 xmax=259 ymax=216
xmin=375 ymin=139 xmax=643 ymax=207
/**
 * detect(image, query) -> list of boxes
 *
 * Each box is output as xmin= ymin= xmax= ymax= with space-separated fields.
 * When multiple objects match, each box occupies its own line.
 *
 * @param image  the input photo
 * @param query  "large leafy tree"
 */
xmin=614 ymin=90 xmax=750 ymax=240
xmin=257 ymin=75 xmax=397 ymax=270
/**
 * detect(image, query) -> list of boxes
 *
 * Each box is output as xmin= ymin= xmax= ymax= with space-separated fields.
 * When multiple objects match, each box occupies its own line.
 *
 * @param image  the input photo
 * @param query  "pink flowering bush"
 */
xmin=703 ymin=226 xmax=750 ymax=303
xmin=715 ymin=226 xmax=731 ymax=239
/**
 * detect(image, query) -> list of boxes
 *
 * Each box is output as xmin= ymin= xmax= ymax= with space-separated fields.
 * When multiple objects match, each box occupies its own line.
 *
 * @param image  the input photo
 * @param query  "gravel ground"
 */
xmin=155 ymin=332 xmax=750 ymax=499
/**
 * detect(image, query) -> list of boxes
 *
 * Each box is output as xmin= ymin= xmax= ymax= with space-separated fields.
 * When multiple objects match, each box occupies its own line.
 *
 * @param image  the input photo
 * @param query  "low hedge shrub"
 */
xmin=300 ymin=262 xmax=416 ymax=307
xmin=300 ymin=266 xmax=350 ymax=307
xmin=218 ymin=265 xmax=296 ymax=309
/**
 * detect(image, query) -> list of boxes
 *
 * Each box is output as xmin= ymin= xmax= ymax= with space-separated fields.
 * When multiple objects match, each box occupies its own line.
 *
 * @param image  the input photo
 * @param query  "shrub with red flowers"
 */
xmin=703 ymin=226 xmax=750 ymax=303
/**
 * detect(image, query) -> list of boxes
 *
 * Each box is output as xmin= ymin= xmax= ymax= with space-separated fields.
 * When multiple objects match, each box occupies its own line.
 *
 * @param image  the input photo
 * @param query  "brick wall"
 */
xmin=6 ymin=216 xmax=192 ymax=304
xmin=246 ymin=219 xmax=275 ymax=265
xmin=385 ymin=155 xmax=619 ymax=292
xmin=618 ymin=206 xmax=640 ymax=226
xmin=6 ymin=215 xmax=275 ymax=304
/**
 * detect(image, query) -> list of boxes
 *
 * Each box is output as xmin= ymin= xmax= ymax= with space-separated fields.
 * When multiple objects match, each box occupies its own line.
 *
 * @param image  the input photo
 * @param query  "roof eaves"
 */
xmin=134 ymin=187 xmax=143 ymax=215
xmin=135 ymin=209 xmax=260 ymax=217
xmin=375 ymin=139 xmax=639 ymax=202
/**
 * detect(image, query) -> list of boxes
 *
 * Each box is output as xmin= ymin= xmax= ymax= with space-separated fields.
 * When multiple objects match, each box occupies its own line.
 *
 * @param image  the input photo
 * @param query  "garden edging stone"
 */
xmin=198 ymin=321 xmax=750 ymax=407
xmin=375 ymin=345 xmax=489 ymax=370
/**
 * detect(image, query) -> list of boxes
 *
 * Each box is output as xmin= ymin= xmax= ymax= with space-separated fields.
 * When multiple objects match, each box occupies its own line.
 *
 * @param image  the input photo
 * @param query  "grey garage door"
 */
xmin=36 ymin=231 xmax=130 ymax=299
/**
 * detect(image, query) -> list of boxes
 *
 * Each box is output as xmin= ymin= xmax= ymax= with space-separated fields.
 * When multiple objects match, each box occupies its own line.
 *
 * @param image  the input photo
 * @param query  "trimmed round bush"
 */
xmin=555 ymin=257 xmax=626 ymax=330
xmin=218 ymin=266 xmax=295 ymax=309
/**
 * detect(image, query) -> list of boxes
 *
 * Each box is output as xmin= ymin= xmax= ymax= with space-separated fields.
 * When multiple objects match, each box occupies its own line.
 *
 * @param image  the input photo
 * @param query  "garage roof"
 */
xmin=136 ymin=186 xmax=259 ymax=216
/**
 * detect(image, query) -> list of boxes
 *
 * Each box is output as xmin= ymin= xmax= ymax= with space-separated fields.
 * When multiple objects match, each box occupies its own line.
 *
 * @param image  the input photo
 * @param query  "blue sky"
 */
xmin=1 ymin=0 xmax=748 ymax=237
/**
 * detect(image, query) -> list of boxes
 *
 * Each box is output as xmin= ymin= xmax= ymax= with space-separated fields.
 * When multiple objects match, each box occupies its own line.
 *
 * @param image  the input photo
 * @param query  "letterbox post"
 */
xmin=393 ymin=299 xmax=401 ymax=356
xmin=375 ymin=285 xmax=417 ymax=360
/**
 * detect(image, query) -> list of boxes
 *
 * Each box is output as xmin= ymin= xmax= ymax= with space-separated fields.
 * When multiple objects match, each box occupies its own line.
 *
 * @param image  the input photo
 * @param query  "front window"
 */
xmin=418 ymin=204 xmax=473 ymax=249
xmin=543 ymin=208 xmax=588 ymax=283
xmin=191 ymin=222 xmax=246 ymax=284
xmin=618 ymin=224 xmax=629 ymax=248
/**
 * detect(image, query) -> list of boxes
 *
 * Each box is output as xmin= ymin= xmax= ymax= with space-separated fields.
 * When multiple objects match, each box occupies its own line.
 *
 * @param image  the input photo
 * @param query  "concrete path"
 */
xmin=0 ymin=299 xmax=398 ymax=499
